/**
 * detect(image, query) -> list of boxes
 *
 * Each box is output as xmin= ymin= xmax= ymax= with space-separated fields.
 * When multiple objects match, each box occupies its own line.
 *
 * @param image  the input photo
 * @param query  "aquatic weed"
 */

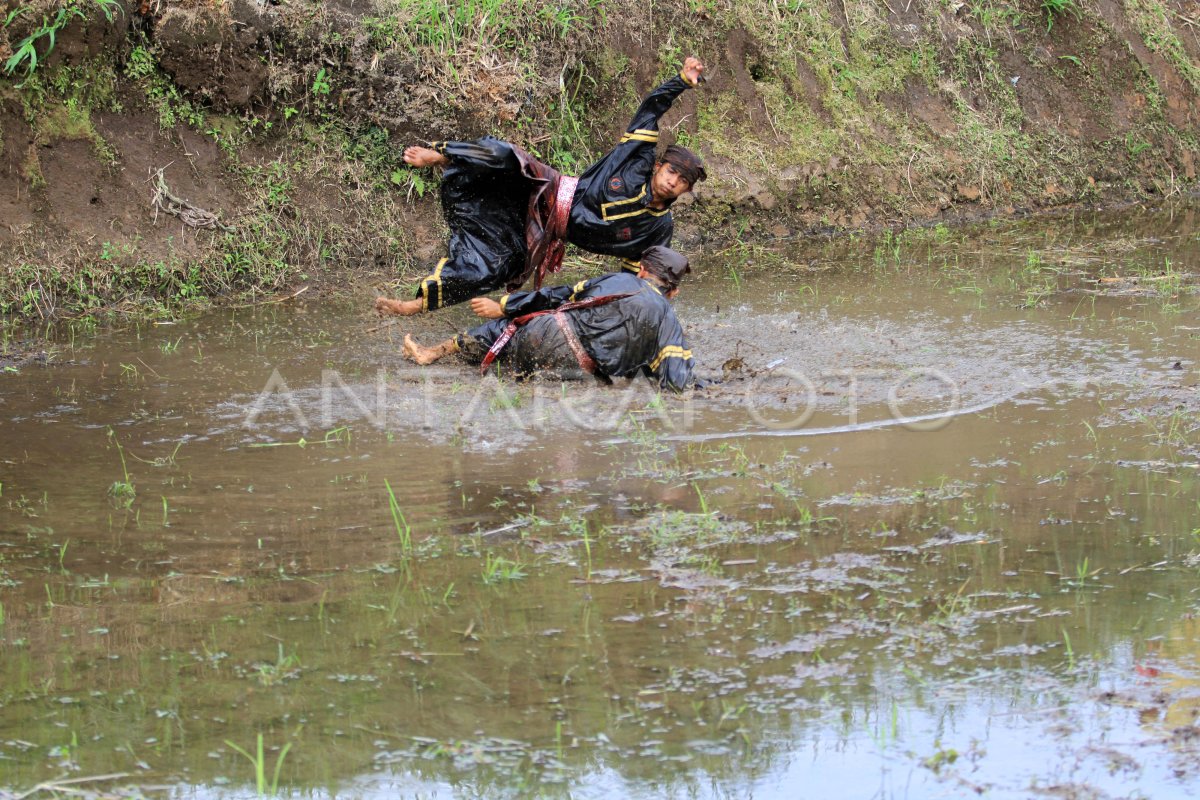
xmin=105 ymin=428 xmax=135 ymax=506
xmin=568 ymin=517 xmax=594 ymax=580
xmin=129 ymin=440 xmax=184 ymax=468
xmin=490 ymin=386 xmax=522 ymax=411
xmin=1061 ymin=627 xmax=1075 ymax=670
xmin=1062 ymin=556 xmax=1101 ymax=588
xmin=868 ymin=699 xmax=901 ymax=749
xmin=930 ymin=578 xmax=973 ymax=627
xmin=224 ymin=732 xmax=293 ymax=796
xmin=791 ymin=501 xmax=836 ymax=527
xmin=922 ymin=743 xmax=960 ymax=774
xmin=384 ymin=479 xmax=413 ymax=553
xmin=481 ymin=552 xmax=526 ymax=584
xmin=251 ymin=643 xmax=300 ymax=686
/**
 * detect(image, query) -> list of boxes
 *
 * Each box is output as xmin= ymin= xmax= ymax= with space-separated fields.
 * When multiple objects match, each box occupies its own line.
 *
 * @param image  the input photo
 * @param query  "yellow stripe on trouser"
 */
xmin=420 ymin=258 xmax=447 ymax=311
xmin=650 ymin=345 xmax=693 ymax=371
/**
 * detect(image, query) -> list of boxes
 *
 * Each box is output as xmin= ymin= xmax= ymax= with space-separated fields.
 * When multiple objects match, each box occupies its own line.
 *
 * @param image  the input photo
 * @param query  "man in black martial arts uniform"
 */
xmin=400 ymin=246 xmax=698 ymax=392
xmin=375 ymin=57 xmax=707 ymax=316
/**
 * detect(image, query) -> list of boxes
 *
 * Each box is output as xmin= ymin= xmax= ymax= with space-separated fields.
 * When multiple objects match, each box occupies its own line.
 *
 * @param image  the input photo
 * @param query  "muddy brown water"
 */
xmin=1 ymin=202 xmax=1199 ymax=799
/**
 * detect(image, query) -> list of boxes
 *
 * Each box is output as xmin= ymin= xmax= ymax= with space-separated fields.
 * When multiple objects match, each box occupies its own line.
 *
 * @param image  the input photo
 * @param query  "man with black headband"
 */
xmin=376 ymin=57 xmax=707 ymax=316
xmin=400 ymin=246 xmax=698 ymax=392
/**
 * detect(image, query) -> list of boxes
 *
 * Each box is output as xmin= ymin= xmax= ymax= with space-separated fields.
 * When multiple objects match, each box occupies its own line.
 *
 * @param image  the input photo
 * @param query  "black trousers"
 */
xmin=457 ymin=317 xmax=588 ymax=380
xmin=414 ymin=137 xmax=531 ymax=311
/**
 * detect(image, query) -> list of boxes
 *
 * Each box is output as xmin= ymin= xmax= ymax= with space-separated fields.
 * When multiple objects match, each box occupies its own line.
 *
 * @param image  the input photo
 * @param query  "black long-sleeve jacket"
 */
xmin=566 ymin=72 xmax=696 ymax=264
xmin=497 ymin=271 xmax=696 ymax=391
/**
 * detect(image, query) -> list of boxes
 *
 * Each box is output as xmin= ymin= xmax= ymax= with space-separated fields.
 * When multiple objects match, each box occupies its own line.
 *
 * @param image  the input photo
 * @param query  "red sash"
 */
xmin=533 ymin=175 xmax=578 ymax=289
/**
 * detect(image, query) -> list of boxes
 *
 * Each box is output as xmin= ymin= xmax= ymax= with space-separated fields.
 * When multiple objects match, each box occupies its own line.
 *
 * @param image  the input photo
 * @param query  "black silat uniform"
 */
xmin=566 ymin=72 xmax=696 ymax=267
xmin=415 ymin=138 xmax=529 ymax=312
xmin=415 ymin=71 xmax=698 ymax=311
xmin=455 ymin=272 xmax=696 ymax=391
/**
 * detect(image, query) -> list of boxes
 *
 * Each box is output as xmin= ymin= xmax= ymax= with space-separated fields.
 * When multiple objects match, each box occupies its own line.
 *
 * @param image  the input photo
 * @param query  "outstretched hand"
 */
xmin=682 ymin=56 xmax=705 ymax=86
xmin=470 ymin=297 xmax=505 ymax=319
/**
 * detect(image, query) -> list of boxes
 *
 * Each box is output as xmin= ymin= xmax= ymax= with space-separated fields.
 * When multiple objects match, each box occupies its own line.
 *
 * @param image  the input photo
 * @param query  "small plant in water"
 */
xmin=384 ymin=479 xmax=412 ymax=554
xmin=490 ymin=387 xmax=522 ymax=411
xmin=791 ymin=500 xmax=836 ymax=526
xmin=253 ymin=643 xmax=300 ymax=686
xmin=224 ymin=732 xmax=293 ymax=796
xmin=576 ymin=519 xmax=594 ymax=581
xmin=106 ymin=428 xmax=136 ymax=506
xmin=1063 ymin=556 xmax=1101 ymax=588
xmin=481 ymin=552 xmax=525 ymax=584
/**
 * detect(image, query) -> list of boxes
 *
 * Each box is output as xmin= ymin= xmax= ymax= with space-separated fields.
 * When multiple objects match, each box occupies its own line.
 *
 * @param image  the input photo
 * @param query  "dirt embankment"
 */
xmin=0 ymin=0 xmax=1197 ymax=322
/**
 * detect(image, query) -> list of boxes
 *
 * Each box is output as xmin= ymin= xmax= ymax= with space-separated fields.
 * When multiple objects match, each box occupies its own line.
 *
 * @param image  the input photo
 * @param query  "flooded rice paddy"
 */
xmin=1 ymin=201 xmax=1199 ymax=799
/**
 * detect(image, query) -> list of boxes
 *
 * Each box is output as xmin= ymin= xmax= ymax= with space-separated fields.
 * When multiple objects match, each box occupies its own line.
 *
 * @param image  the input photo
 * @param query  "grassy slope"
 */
xmin=0 ymin=0 xmax=1197 ymax=324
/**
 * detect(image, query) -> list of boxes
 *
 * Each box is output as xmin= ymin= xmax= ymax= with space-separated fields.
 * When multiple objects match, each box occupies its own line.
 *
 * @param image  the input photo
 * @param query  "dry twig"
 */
xmin=149 ymin=167 xmax=235 ymax=232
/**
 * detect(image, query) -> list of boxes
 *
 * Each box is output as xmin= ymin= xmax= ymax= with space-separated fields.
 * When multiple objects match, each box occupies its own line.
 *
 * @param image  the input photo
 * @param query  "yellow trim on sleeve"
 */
xmin=679 ymin=70 xmax=698 ymax=87
xmin=620 ymin=133 xmax=659 ymax=144
xmin=621 ymin=259 xmax=641 ymax=273
xmin=568 ymin=280 xmax=588 ymax=301
xmin=650 ymin=345 xmax=693 ymax=371
xmin=499 ymin=294 xmax=509 ymax=313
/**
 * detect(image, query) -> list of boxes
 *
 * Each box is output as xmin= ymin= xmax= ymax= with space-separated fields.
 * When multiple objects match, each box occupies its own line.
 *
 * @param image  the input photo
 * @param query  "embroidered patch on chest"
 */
xmin=608 ymin=176 xmax=624 ymax=193
xmin=618 ymin=227 xmax=632 ymax=240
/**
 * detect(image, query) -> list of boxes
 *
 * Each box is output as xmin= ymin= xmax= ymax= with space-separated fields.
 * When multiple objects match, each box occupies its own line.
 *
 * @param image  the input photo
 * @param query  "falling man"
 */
xmin=375 ymin=57 xmax=707 ymax=316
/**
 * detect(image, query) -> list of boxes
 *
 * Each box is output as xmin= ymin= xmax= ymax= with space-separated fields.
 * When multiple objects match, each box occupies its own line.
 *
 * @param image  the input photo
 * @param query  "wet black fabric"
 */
xmin=459 ymin=315 xmax=589 ymax=381
xmin=566 ymin=73 xmax=695 ymax=261
xmin=414 ymin=138 xmax=531 ymax=310
xmin=414 ymin=73 xmax=696 ymax=309
xmin=458 ymin=272 xmax=696 ymax=391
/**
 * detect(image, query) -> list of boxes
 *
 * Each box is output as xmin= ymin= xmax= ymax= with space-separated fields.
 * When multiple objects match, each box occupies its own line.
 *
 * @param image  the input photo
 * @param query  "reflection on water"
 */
xmin=0 ymin=201 xmax=1198 ymax=798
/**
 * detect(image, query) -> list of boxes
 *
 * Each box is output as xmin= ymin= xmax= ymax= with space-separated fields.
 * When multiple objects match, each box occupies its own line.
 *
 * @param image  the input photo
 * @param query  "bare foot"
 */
xmin=404 ymin=146 xmax=449 ymax=168
xmin=375 ymin=296 xmax=424 ymax=316
xmin=403 ymin=334 xmax=459 ymax=365
xmin=402 ymin=334 xmax=438 ymax=365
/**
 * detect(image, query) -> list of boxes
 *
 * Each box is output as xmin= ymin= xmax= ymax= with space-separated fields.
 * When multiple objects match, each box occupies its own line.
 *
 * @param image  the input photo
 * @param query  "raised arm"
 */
xmin=622 ymin=57 xmax=705 ymax=142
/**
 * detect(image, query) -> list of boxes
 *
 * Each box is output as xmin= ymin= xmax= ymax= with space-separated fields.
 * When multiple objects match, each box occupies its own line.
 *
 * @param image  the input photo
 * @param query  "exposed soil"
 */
xmin=0 ymin=0 xmax=1198 ymax=320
